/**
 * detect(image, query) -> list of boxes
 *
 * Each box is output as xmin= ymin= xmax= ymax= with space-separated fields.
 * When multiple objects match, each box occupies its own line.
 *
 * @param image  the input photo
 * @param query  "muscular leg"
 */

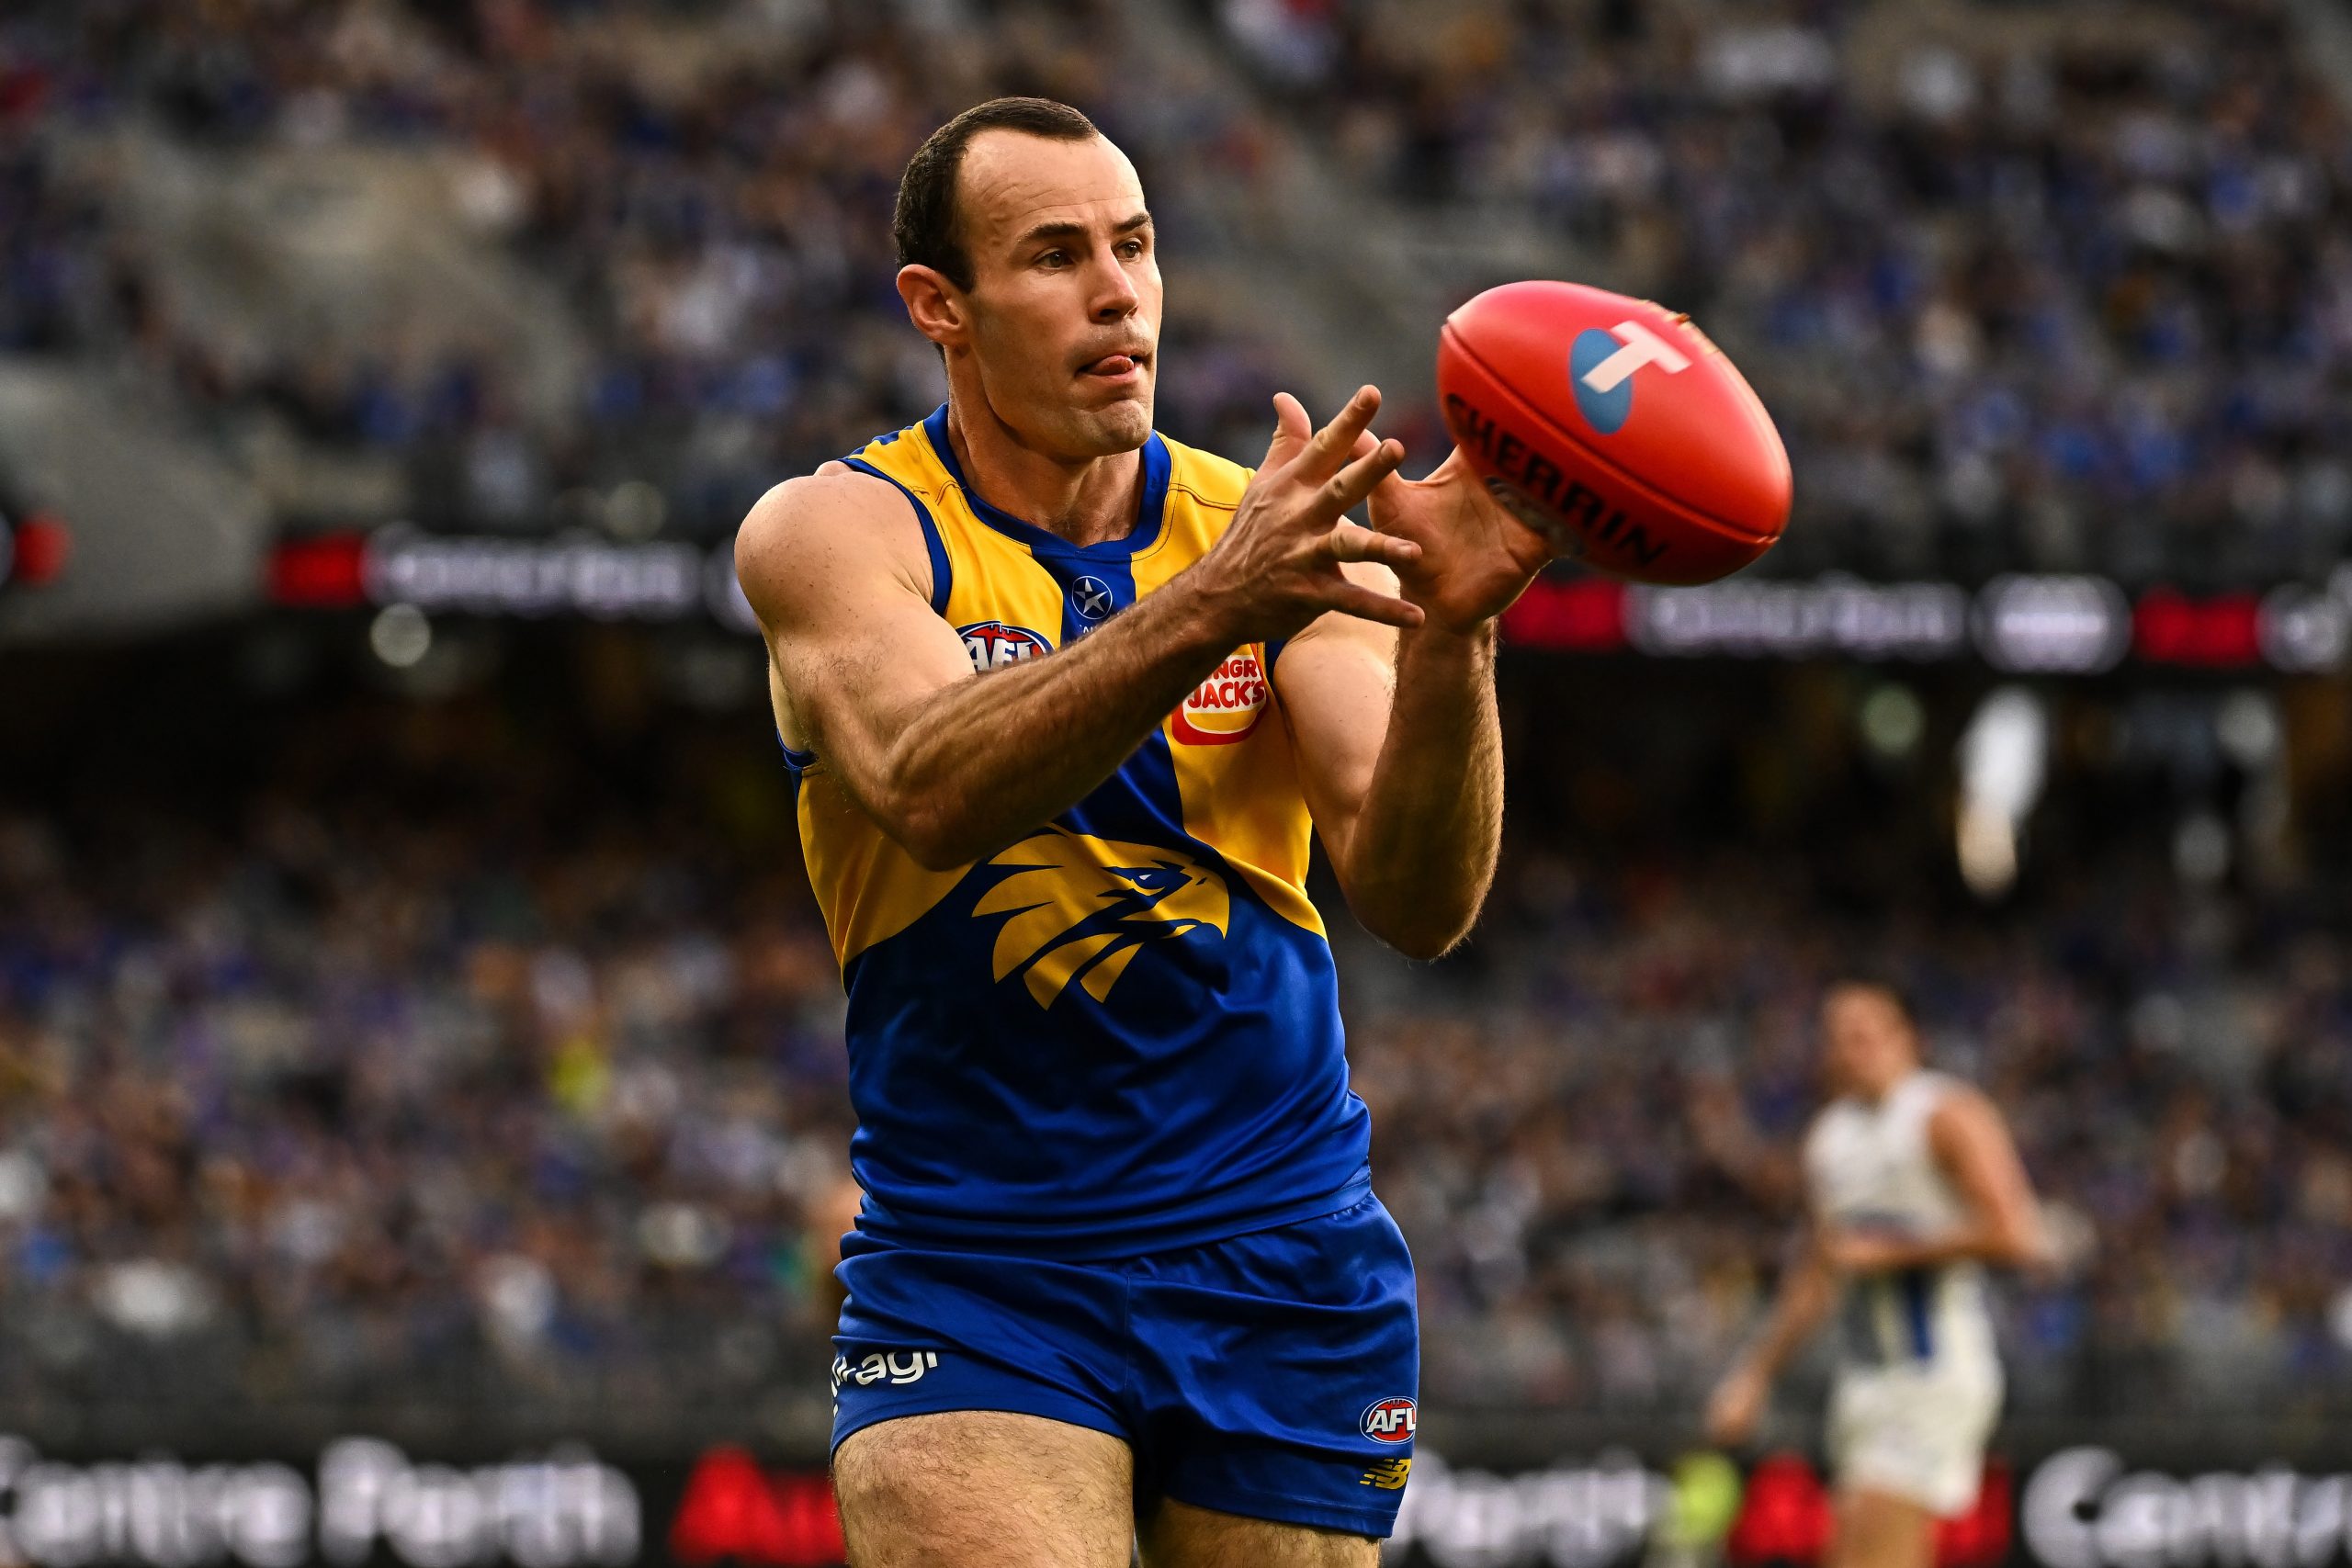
xmin=833 ymin=1411 xmax=1135 ymax=1568
xmin=1827 ymin=1487 xmax=1937 ymax=1568
xmin=1138 ymin=1497 xmax=1378 ymax=1568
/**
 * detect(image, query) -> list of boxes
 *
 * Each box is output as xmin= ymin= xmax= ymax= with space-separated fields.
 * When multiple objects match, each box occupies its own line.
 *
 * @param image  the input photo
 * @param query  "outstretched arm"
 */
xmin=1273 ymin=596 xmax=1501 ymax=960
xmin=1275 ymin=445 xmax=1549 ymax=959
xmin=1706 ymin=1220 xmax=1839 ymax=1447
xmin=737 ymin=390 xmax=1422 ymax=871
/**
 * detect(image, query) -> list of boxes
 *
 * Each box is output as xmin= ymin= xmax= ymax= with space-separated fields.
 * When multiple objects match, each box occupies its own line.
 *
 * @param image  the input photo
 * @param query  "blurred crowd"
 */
xmin=7 ymin=0 xmax=2352 ymax=583
xmin=0 ymin=700 xmax=858 ymax=1415
xmin=1220 ymin=0 xmax=2352 ymax=585
xmin=5 ymin=689 xmax=2351 ymax=1424
xmin=0 ymin=0 xmax=1291 ymax=536
xmin=1358 ymin=852 xmax=2352 ymax=1416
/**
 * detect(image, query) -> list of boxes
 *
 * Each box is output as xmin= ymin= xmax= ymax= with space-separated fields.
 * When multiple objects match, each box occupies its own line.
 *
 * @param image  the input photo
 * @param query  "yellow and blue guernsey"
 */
xmin=786 ymin=405 xmax=1369 ymax=1258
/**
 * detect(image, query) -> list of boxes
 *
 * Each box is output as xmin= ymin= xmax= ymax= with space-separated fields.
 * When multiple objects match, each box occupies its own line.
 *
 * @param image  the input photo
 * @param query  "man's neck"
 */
xmin=1856 ymin=1067 xmax=1916 ymax=1108
xmin=945 ymin=399 xmax=1143 ymax=548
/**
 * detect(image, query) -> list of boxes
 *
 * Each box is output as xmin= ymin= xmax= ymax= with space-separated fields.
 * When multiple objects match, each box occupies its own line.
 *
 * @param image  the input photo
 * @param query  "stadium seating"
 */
xmin=3 ymin=693 xmax=2346 ymax=1423
xmin=1216 ymin=0 xmax=2352 ymax=586
xmin=9 ymin=0 xmax=2346 ymax=585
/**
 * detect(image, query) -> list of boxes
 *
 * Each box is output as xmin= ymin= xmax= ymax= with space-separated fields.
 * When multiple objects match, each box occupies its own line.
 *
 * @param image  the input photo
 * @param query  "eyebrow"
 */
xmin=1012 ymin=211 xmax=1153 ymax=249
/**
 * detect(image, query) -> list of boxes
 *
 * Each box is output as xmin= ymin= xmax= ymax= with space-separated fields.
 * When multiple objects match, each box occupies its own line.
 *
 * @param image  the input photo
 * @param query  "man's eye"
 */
xmin=1119 ymin=239 xmax=1146 ymax=259
xmin=1040 ymin=251 xmax=1069 ymax=268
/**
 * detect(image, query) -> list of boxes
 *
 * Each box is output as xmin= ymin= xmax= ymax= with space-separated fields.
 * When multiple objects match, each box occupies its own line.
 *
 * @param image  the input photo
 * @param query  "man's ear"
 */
xmin=898 ymin=265 xmax=966 ymax=351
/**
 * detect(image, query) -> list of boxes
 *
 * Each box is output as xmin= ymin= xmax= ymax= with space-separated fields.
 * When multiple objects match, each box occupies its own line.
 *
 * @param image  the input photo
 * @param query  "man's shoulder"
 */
xmin=734 ymin=467 xmax=931 ymax=618
xmin=738 ymin=467 xmax=902 ymax=554
xmin=1905 ymin=1069 xmax=1982 ymax=1123
xmin=1157 ymin=431 xmax=1255 ymax=513
xmin=1916 ymin=1074 xmax=1996 ymax=1141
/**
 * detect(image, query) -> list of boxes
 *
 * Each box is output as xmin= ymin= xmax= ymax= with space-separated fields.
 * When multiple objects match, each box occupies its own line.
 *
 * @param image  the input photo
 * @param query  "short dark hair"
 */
xmin=894 ymin=97 xmax=1101 ymax=292
xmin=1826 ymin=974 xmax=1920 ymax=1030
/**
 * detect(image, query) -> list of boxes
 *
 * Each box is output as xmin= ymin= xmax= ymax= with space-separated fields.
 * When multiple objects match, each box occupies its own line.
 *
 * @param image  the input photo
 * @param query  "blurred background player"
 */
xmin=1705 ymin=981 xmax=2049 ymax=1568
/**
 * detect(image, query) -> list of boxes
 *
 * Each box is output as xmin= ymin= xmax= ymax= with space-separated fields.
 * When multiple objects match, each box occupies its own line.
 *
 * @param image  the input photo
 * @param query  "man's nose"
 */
xmin=1091 ymin=249 xmax=1140 ymax=320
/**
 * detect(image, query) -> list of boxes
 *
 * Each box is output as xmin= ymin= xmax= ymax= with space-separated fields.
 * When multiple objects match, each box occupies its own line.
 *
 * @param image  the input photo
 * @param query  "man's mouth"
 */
xmin=1081 ymin=350 xmax=1150 ymax=380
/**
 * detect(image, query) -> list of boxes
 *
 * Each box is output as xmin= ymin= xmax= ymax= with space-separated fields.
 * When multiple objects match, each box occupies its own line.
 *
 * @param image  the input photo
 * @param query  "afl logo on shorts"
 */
xmin=1361 ymin=1397 xmax=1417 ymax=1443
xmin=1171 ymin=649 xmax=1269 ymax=746
xmin=961 ymin=620 xmax=1054 ymax=672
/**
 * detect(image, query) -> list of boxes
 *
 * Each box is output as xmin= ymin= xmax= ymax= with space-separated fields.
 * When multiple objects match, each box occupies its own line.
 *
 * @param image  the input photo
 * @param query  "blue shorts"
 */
xmin=830 ymin=1191 xmax=1419 ymax=1538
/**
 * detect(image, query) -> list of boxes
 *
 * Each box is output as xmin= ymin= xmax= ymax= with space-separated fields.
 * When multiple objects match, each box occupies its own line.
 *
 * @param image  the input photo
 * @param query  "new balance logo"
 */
xmin=1361 ymin=1458 xmax=1412 ymax=1491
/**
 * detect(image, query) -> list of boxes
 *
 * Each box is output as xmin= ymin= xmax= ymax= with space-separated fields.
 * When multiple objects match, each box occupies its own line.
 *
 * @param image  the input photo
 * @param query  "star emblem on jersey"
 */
xmin=1069 ymin=575 xmax=1115 ymax=622
xmin=976 ymin=828 xmax=1228 ymax=1008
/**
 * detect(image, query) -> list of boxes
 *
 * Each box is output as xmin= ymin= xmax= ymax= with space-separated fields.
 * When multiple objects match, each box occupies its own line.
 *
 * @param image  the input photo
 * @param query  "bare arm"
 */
xmin=1822 ymin=1089 xmax=2049 ymax=1273
xmin=1274 ymin=445 xmax=1549 ymax=958
xmin=1705 ymin=1218 xmax=1839 ymax=1446
xmin=737 ymin=390 xmax=1422 ymax=870
xmin=1743 ymin=1230 xmax=1842 ymax=1382
xmin=1342 ymin=622 xmax=1502 ymax=952
xmin=742 ymin=471 xmax=1237 ymax=868
xmin=1275 ymin=595 xmax=1501 ymax=960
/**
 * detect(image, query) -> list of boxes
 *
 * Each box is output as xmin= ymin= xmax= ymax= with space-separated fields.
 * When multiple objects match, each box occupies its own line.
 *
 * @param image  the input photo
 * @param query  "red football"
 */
xmin=1437 ymin=281 xmax=1792 ymax=585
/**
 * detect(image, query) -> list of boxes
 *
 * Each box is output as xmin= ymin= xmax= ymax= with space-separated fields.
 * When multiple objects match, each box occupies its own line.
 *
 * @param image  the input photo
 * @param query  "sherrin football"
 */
xmin=1437 ymin=281 xmax=1792 ymax=586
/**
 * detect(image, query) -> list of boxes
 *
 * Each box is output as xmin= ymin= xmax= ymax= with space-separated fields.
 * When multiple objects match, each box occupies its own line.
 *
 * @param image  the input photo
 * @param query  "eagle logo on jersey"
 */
xmin=976 ymin=829 xmax=1229 ymax=1008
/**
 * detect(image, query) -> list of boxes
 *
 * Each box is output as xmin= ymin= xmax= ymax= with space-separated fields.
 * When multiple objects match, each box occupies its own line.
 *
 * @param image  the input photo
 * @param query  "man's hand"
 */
xmin=1818 ymin=1229 xmax=1912 ymax=1276
xmin=1253 ymin=403 xmax=1542 ymax=958
xmin=1368 ymin=447 xmax=1554 ymax=634
xmin=1704 ymin=1362 xmax=1770 ymax=1449
xmin=1188 ymin=389 xmax=1426 ymax=640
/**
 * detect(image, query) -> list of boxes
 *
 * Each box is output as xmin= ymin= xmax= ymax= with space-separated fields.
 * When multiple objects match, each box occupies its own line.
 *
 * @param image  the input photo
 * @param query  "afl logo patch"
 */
xmin=1361 ymin=1398 xmax=1417 ymax=1444
xmin=960 ymin=620 xmax=1054 ymax=672
xmin=1069 ymin=575 xmax=1116 ymax=622
xmin=1171 ymin=649 xmax=1269 ymax=746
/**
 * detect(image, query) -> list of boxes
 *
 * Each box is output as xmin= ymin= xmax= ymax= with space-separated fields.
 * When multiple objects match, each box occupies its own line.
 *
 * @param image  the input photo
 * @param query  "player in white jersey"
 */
xmin=1706 ymin=980 xmax=2048 ymax=1568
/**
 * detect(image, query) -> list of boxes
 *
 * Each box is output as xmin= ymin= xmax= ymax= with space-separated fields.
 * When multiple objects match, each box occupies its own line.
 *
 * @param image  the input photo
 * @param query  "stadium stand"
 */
xmin=5 ymin=674 xmax=2350 ymax=1429
xmin=1216 ymin=0 xmax=2352 ymax=586
xmin=17 ymin=0 xmax=2352 ymax=584
xmin=0 ymin=0 xmax=1304 ymax=544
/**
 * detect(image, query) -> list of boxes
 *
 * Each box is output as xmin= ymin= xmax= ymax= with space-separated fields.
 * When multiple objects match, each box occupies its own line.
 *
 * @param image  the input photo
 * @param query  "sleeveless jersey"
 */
xmin=784 ymin=404 xmax=1369 ymax=1258
xmin=1804 ymin=1071 xmax=1998 ymax=1374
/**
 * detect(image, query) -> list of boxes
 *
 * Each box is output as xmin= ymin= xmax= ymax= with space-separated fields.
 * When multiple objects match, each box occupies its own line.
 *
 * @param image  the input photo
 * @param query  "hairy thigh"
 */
xmin=1139 ymin=1497 xmax=1378 ymax=1568
xmin=833 ymin=1411 xmax=1135 ymax=1568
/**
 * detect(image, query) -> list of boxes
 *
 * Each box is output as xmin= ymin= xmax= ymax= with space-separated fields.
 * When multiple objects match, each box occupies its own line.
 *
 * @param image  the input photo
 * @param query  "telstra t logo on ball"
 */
xmin=1569 ymin=320 xmax=1692 ymax=435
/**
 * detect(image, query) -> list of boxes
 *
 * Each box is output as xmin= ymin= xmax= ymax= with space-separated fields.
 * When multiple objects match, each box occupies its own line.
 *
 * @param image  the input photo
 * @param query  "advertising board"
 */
xmin=3 ymin=1437 xmax=2345 ymax=1568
